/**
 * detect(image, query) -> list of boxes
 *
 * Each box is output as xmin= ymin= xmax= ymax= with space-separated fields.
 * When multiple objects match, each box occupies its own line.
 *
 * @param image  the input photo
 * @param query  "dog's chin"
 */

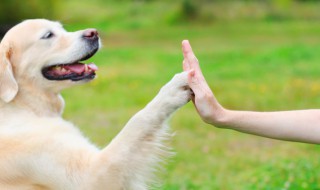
xmin=42 ymin=49 xmax=98 ymax=82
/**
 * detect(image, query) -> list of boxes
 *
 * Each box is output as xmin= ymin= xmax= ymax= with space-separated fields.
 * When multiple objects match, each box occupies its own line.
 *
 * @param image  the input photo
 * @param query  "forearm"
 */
xmin=216 ymin=109 xmax=320 ymax=144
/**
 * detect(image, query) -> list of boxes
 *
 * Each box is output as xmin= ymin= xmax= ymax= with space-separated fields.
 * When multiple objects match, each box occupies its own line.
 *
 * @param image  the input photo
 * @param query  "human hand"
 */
xmin=182 ymin=40 xmax=226 ymax=125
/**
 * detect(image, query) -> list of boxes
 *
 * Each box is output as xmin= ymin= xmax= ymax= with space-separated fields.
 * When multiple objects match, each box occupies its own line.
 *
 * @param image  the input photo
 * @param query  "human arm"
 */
xmin=182 ymin=40 xmax=320 ymax=144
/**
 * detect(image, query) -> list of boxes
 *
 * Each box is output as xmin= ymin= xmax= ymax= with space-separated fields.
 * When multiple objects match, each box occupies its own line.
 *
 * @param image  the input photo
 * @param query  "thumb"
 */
xmin=187 ymin=69 xmax=203 ymax=95
xmin=188 ymin=69 xmax=213 ymax=97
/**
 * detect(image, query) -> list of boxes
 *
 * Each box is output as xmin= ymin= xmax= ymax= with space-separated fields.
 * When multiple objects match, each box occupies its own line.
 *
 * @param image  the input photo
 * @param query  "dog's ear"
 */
xmin=0 ymin=44 xmax=18 ymax=103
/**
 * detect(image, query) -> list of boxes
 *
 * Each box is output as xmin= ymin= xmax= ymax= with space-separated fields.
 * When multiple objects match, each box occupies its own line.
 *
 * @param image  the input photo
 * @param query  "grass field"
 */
xmin=47 ymin=1 xmax=320 ymax=189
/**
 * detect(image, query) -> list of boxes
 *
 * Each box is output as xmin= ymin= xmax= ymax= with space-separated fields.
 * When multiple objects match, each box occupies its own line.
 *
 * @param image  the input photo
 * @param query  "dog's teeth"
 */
xmin=61 ymin=68 xmax=66 ymax=72
xmin=85 ymin=64 xmax=88 ymax=72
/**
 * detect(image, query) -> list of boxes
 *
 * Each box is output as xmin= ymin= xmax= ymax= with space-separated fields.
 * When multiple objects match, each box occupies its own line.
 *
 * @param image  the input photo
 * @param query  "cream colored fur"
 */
xmin=0 ymin=19 xmax=191 ymax=190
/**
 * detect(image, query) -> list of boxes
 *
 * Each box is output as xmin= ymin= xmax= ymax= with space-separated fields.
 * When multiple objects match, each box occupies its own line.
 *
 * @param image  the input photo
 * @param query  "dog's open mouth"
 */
xmin=42 ymin=56 xmax=98 ymax=82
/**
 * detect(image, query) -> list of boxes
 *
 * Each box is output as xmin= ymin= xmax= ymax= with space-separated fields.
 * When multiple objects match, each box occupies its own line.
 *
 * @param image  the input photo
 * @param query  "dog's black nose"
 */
xmin=82 ymin=29 xmax=98 ymax=40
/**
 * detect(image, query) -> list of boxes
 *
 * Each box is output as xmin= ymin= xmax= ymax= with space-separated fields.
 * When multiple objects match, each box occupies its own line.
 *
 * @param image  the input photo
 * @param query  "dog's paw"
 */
xmin=158 ymin=71 xmax=192 ymax=110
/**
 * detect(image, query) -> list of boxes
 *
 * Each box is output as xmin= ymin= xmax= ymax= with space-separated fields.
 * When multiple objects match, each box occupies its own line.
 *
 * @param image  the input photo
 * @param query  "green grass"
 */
xmin=53 ymin=2 xmax=320 ymax=189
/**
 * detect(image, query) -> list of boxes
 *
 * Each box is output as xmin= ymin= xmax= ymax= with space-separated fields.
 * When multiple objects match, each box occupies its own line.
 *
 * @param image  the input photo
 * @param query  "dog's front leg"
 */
xmin=88 ymin=72 xmax=191 ymax=190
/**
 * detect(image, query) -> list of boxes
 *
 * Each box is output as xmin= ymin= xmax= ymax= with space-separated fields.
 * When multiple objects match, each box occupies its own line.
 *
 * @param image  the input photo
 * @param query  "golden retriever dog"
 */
xmin=0 ymin=19 xmax=191 ymax=190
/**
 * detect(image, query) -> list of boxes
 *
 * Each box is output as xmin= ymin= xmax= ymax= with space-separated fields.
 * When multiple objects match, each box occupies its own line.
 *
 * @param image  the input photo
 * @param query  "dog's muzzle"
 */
xmin=42 ymin=29 xmax=100 ymax=82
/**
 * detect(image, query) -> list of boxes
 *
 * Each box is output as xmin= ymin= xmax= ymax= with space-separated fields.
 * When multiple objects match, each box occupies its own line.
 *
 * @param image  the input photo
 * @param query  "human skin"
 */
xmin=182 ymin=40 xmax=320 ymax=144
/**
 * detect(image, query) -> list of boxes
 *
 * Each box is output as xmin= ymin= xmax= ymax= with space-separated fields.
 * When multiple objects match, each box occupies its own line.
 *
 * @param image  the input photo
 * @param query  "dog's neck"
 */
xmin=10 ymin=85 xmax=65 ymax=117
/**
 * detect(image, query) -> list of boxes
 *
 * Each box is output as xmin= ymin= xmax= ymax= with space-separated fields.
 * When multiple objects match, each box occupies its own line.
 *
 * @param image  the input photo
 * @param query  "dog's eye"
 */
xmin=41 ymin=31 xmax=54 ymax=39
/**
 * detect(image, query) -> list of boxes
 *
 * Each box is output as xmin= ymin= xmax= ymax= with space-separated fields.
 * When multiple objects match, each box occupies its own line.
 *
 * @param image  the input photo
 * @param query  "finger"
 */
xmin=186 ymin=53 xmax=201 ymax=76
xmin=188 ymin=70 xmax=212 ymax=97
xmin=182 ymin=40 xmax=192 ymax=71
xmin=182 ymin=40 xmax=192 ymax=58
xmin=188 ymin=69 xmax=195 ymax=77
xmin=182 ymin=40 xmax=203 ymax=77
xmin=188 ymin=72 xmax=204 ymax=96
xmin=182 ymin=40 xmax=197 ymax=63
xmin=182 ymin=40 xmax=198 ymax=66
xmin=187 ymin=69 xmax=195 ymax=83
xmin=183 ymin=59 xmax=190 ymax=71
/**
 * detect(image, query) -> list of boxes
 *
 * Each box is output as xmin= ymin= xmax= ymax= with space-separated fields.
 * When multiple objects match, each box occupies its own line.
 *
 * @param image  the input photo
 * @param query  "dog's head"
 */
xmin=0 ymin=19 xmax=100 ymax=103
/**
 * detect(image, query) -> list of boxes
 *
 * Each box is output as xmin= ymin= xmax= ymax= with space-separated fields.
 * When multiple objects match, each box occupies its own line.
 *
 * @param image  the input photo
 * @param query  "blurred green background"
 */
xmin=1 ymin=0 xmax=320 ymax=189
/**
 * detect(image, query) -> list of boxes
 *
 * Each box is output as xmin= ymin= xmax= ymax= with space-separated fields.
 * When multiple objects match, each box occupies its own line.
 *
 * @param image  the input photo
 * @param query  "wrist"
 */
xmin=203 ymin=105 xmax=230 ymax=128
xmin=213 ymin=108 xmax=227 ymax=127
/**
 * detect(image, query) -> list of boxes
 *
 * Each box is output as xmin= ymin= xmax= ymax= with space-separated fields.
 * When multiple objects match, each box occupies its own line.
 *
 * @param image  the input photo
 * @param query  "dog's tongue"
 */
xmin=64 ymin=63 xmax=98 ymax=74
xmin=64 ymin=63 xmax=84 ymax=74
xmin=88 ymin=63 xmax=98 ymax=71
